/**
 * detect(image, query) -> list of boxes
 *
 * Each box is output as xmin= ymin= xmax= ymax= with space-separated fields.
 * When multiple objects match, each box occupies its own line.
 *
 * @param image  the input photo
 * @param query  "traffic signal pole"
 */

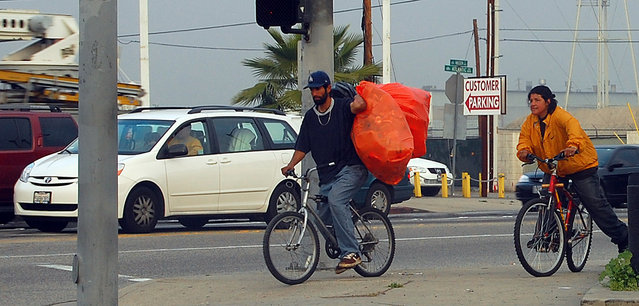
xmin=76 ymin=0 xmax=119 ymax=304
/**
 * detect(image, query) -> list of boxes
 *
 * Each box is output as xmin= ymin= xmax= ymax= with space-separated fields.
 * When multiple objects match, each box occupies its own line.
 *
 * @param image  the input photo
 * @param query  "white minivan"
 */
xmin=14 ymin=106 xmax=301 ymax=233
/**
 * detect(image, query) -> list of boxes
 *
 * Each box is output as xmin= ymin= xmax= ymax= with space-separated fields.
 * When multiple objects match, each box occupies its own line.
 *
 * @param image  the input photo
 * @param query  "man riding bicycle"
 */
xmin=516 ymin=85 xmax=628 ymax=254
xmin=281 ymin=71 xmax=368 ymax=274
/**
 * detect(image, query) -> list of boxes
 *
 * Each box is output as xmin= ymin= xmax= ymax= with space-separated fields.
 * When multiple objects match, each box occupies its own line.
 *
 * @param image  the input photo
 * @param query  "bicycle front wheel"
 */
xmin=514 ymin=198 xmax=566 ymax=277
xmin=263 ymin=211 xmax=320 ymax=285
xmin=566 ymin=203 xmax=592 ymax=272
xmin=352 ymin=207 xmax=395 ymax=277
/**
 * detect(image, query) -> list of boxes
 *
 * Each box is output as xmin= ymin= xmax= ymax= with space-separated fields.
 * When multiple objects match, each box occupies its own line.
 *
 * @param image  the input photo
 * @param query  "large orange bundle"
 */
xmin=379 ymin=83 xmax=431 ymax=158
xmin=352 ymin=81 xmax=414 ymax=185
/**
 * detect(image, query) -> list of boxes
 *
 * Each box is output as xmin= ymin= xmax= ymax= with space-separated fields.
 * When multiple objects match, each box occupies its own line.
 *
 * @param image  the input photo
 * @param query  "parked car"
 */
xmin=515 ymin=144 xmax=639 ymax=207
xmin=352 ymin=168 xmax=414 ymax=215
xmin=0 ymin=105 xmax=77 ymax=224
xmin=14 ymin=106 xmax=301 ymax=233
xmin=407 ymin=157 xmax=453 ymax=196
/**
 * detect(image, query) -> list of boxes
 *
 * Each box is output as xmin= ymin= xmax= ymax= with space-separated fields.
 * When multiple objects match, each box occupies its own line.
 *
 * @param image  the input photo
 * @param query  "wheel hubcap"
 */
xmin=133 ymin=195 xmax=155 ymax=225
xmin=277 ymin=191 xmax=297 ymax=213
xmin=371 ymin=191 xmax=388 ymax=211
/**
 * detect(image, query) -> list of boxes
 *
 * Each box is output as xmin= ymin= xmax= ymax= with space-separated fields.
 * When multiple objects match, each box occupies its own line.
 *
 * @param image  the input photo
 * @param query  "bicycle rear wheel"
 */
xmin=263 ymin=211 xmax=319 ymax=285
xmin=566 ymin=203 xmax=592 ymax=272
xmin=352 ymin=207 xmax=395 ymax=277
xmin=514 ymin=198 xmax=566 ymax=277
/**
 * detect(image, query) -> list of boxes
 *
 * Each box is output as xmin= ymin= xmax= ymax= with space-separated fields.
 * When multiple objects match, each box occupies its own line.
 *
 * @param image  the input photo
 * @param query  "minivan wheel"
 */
xmin=120 ymin=186 xmax=159 ymax=233
xmin=0 ymin=212 xmax=14 ymax=224
xmin=264 ymin=183 xmax=300 ymax=223
xmin=24 ymin=217 xmax=68 ymax=232
xmin=366 ymin=183 xmax=391 ymax=215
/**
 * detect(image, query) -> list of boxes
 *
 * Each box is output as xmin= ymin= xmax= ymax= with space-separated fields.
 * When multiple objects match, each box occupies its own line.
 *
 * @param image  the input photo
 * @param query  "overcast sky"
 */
xmin=0 ymin=0 xmax=638 ymax=107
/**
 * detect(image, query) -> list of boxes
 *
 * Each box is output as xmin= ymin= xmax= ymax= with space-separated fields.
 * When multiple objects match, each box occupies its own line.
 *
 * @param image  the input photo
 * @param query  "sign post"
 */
xmin=443 ymin=59 xmax=473 ymax=195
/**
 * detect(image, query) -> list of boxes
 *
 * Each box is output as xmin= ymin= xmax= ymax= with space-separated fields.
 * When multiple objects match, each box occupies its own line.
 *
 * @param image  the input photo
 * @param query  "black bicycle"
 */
xmin=262 ymin=164 xmax=396 ymax=285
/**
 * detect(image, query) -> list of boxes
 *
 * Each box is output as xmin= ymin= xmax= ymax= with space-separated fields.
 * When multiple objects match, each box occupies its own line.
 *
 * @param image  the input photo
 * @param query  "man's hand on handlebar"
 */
xmin=517 ymin=149 xmax=531 ymax=161
xmin=561 ymin=146 xmax=578 ymax=158
xmin=281 ymin=165 xmax=296 ymax=177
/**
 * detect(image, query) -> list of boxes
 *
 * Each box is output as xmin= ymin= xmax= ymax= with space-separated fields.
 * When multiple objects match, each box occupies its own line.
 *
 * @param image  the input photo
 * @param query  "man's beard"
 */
xmin=313 ymin=92 xmax=328 ymax=106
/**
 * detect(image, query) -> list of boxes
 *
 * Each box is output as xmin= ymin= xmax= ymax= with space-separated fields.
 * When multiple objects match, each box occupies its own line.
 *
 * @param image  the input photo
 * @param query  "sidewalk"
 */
xmin=118 ymin=193 xmax=638 ymax=305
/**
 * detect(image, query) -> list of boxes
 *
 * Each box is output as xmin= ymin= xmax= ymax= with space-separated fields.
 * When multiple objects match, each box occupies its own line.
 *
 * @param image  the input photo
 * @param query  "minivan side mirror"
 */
xmin=167 ymin=144 xmax=189 ymax=157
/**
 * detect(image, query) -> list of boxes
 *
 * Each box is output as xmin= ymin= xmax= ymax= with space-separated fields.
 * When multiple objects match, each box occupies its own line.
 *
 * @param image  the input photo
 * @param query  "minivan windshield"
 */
xmin=63 ymin=119 xmax=174 ymax=155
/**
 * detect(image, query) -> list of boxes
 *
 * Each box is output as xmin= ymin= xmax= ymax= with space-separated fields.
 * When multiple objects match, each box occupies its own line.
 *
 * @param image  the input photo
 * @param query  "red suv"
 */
xmin=0 ymin=106 xmax=77 ymax=224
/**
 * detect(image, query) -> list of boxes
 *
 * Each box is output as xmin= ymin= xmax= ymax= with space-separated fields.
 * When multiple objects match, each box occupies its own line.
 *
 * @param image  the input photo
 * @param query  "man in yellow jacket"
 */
xmin=517 ymin=85 xmax=628 ymax=253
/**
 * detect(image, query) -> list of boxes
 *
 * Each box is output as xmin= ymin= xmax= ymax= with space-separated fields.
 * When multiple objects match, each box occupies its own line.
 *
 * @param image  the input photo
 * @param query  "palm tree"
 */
xmin=232 ymin=25 xmax=380 ymax=111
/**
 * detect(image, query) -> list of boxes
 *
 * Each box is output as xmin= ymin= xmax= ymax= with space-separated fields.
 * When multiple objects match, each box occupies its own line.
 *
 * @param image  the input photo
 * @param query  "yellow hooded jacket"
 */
xmin=516 ymin=106 xmax=598 ymax=176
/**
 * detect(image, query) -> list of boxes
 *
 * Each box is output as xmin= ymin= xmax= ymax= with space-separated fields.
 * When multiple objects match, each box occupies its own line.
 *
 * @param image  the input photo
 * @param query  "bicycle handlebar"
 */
xmin=524 ymin=150 xmax=579 ymax=169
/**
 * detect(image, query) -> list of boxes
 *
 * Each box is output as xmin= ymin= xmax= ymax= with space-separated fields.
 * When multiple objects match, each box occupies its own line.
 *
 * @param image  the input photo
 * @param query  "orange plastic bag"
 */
xmin=379 ymin=83 xmax=431 ymax=158
xmin=352 ymin=81 xmax=414 ymax=185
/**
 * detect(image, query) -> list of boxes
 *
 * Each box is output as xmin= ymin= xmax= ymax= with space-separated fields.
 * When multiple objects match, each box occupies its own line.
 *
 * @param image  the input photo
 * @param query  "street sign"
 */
xmin=445 ymin=74 xmax=464 ymax=104
xmin=443 ymin=103 xmax=467 ymax=140
xmin=444 ymin=65 xmax=474 ymax=74
xmin=450 ymin=59 xmax=468 ymax=66
xmin=462 ymin=76 xmax=505 ymax=115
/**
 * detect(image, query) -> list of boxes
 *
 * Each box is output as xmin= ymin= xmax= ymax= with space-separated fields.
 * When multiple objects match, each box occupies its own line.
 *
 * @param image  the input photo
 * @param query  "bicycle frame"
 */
xmin=292 ymin=166 xmax=377 ymax=252
xmin=542 ymin=169 xmax=575 ymax=232
xmin=293 ymin=167 xmax=338 ymax=248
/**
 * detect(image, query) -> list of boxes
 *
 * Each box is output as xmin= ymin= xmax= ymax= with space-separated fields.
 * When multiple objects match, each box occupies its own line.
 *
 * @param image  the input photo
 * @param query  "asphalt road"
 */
xmin=0 ymin=212 xmax=624 ymax=306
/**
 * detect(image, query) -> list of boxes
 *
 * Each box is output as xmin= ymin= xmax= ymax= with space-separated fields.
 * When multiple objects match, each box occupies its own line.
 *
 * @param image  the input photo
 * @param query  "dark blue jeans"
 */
xmin=545 ymin=170 xmax=628 ymax=246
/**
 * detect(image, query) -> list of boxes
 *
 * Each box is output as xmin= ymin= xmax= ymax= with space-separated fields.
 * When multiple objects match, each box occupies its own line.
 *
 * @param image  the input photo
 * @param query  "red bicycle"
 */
xmin=514 ymin=152 xmax=593 ymax=277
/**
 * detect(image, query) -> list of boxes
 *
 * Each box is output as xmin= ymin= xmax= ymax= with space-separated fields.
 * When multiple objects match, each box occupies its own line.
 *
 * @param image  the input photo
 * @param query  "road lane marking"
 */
xmin=37 ymin=264 xmax=152 ymax=282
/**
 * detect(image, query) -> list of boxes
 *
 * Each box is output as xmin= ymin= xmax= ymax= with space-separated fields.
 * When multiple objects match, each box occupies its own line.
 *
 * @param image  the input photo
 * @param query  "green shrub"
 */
xmin=598 ymin=250 xmax=639 ymax=291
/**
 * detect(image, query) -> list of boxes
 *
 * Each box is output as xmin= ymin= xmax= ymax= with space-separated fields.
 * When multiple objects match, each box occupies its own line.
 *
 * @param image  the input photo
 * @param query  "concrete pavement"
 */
xmin=118 ymin=192 xmax=639 ymax=305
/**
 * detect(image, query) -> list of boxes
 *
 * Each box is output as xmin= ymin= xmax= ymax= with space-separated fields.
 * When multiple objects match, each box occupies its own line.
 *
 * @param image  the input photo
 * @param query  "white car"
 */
xmin=407 ymin=157 xmax=453 ymax=196
xmin=14 ymin=106 xmax=301 ymax=233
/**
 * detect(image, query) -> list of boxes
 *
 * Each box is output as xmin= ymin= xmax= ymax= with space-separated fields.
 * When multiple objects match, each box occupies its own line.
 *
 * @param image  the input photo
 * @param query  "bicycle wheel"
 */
xmin=352 ymin=207 xmax=395 ymax=277
xmin=514 ymin=198 xmax=566 ymax=277
xmin=263 ymin=211 xmax=320 ymax=285
xmin=566 ymin=203 xmax=592 ymax=272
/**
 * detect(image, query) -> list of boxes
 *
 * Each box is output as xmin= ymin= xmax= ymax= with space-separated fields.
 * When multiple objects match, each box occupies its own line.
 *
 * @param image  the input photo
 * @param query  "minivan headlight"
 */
xmin=19 ymin=163 xmax=34 ymax=182
xmin=117 ymin=163 xmax=125 ymax=176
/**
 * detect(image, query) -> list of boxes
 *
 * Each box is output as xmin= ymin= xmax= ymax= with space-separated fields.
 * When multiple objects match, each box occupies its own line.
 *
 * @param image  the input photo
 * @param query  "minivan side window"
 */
xmin=39 ymin=117 xmax=77 ymax=147
xmin=260 ymin=119 xmax=297 ymax=150
xmin=0 ymin=118 xmax=32 ymax=150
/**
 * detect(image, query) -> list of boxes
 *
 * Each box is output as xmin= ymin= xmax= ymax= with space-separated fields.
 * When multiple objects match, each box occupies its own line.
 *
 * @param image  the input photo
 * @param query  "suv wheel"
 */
xmin=421 ymin=186 xmax=441 ymax=197
xmin=264 ymin=182 xmax=300 ymax=223
xmin=366 ymin=183 xmax=391 ymax=215
xmin=24 ymin=217 xmax=68 ymax=232
xmin=120 ymin=186 xmax=159 ymax=233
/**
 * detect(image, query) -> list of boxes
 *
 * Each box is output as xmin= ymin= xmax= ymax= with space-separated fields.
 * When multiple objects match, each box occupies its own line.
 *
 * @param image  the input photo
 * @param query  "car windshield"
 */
xmin=596 ymin=147 xmax=615 ymax=166
xmin=61 ymin=119 xmax=174 ymax=155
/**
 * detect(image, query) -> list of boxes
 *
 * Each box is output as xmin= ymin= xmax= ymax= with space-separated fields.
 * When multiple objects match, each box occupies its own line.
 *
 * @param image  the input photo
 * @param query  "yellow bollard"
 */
xmin=441 ymin=173 xmax=448 ymax=198
xmin=462 ymin=172 xmax=470 ymax=198
xmin=478 ymin=172 xmax=482 ymax=197
xmin=498 ymin=173 xmax=505 ymax=198
xmin=414 ymin=171 xmax=422 ymax=198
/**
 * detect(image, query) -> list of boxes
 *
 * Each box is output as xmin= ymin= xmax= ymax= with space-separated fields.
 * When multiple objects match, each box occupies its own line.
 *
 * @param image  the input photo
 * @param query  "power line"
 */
xmin=502 ymin=38 xmax=639 ymax=43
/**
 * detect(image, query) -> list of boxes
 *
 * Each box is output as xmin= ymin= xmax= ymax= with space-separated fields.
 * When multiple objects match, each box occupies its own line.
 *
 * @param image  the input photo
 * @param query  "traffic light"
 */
xmin=256 ymin=0 xmax=300 ymax=29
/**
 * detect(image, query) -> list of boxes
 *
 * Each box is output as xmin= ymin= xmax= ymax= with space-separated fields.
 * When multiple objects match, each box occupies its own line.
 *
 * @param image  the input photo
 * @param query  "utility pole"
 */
xmin=382 ymin=0 xmax=391 ymax=83
xmin=76 ymin=0 xmax=119 ymax=304
xmin=139 ymin=0 xmax=150 ymax=107
xmin=363 ymin=0 xmax=373 ymax=67
xmin=299 ymin=0 xmax=333 ymax=113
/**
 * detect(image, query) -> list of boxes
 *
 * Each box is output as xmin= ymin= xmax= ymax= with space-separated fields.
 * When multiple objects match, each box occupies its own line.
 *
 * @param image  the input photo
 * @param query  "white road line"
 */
xmin=37 ymin=264 xmax=152 ymax=282
xmin=3 ymin=230 xmax=605 ymax=260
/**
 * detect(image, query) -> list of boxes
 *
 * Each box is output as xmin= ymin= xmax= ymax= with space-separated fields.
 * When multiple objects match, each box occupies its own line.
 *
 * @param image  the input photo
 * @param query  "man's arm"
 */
xmin=281 ymin=150 xmax=306 ymax=176
xmin=350 ymin=95 xmax=367 ymax=114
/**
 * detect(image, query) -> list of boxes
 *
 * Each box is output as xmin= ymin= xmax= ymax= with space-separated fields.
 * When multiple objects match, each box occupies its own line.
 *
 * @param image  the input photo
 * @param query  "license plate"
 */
xmin=532 ymin=185 xmax=540 ymax=194
xmin=34 ymin=191 xmax=51 ymax=204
